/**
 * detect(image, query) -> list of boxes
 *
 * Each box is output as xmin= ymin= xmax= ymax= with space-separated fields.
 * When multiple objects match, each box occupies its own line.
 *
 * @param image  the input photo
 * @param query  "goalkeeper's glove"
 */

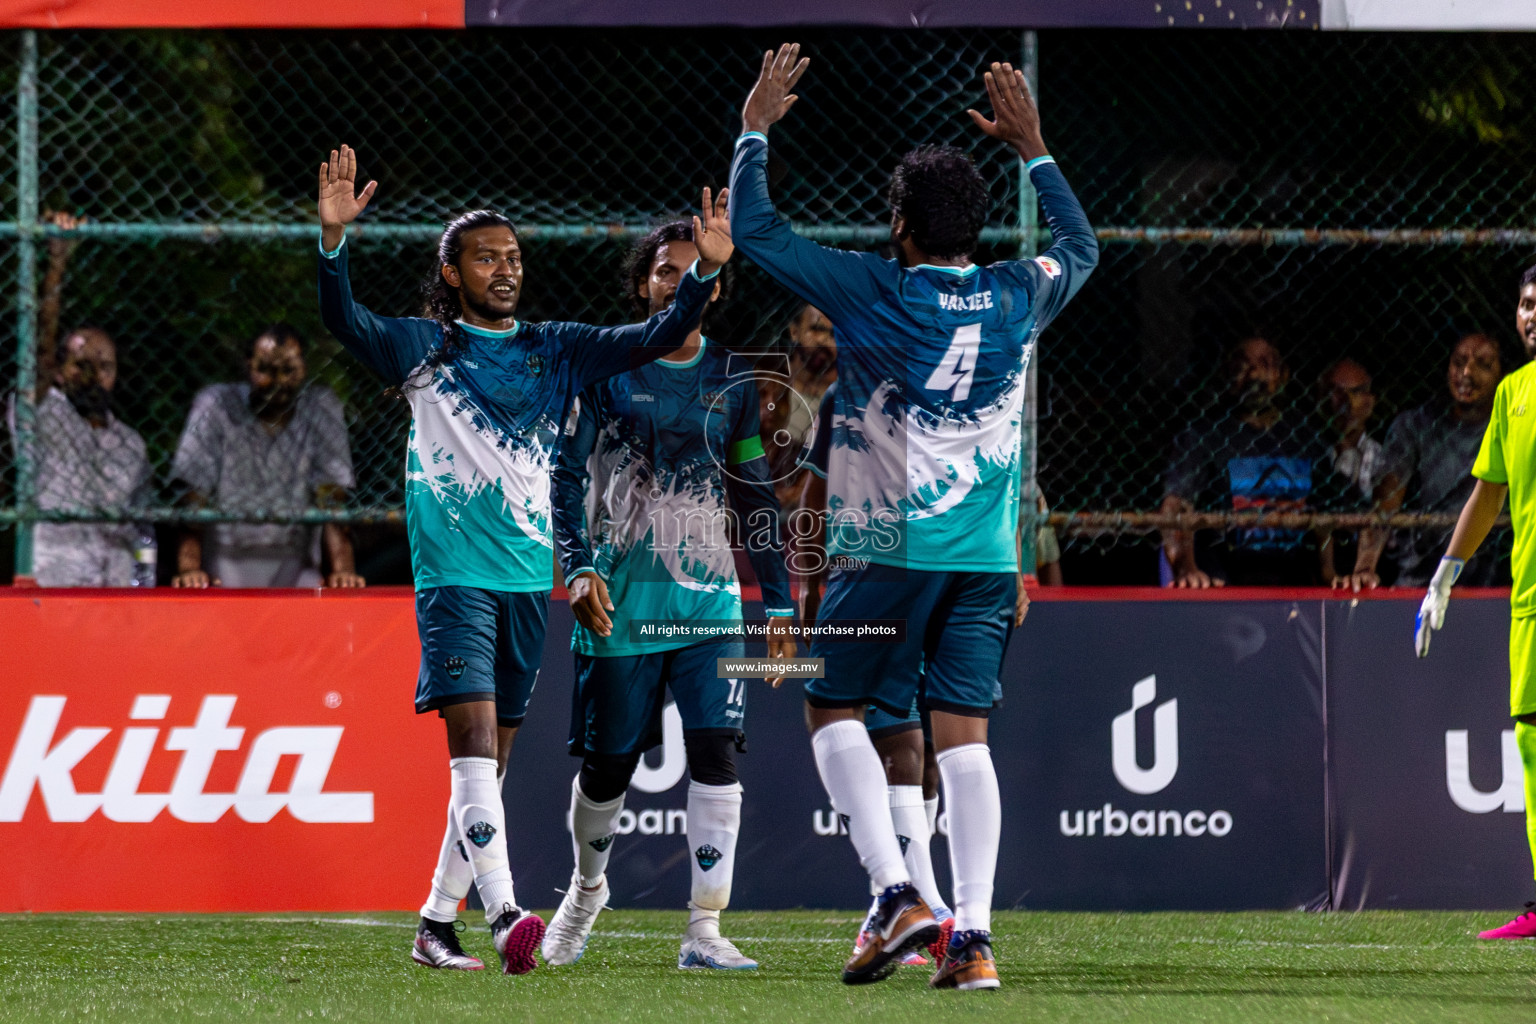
xmin=1414 ymin=556 xmax=1464 ymax=658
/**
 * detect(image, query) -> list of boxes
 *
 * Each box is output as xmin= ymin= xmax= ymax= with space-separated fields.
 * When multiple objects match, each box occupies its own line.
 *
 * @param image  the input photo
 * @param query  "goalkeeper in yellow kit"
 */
xmin=1416 ymin=264 xmax=1536 ymax=939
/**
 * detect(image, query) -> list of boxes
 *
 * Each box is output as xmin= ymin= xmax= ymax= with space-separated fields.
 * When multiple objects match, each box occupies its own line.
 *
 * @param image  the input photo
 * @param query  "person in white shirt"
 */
xmin=13 ymin=326 xmax=152 ymax=586
xmin=169 ymin=323 xmax=361 ymax=588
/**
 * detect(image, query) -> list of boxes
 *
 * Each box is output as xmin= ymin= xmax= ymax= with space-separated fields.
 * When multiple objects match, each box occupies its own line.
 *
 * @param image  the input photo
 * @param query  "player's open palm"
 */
xmin=317 ymin=144 xmax=377 ymax=232
xmin=741 ymin=43 xmax=810 ymax=135
xmin=967 ymin=63 xmax=1047 ymax=161
xmin=693 ymin=187 xmax=733 ymax=269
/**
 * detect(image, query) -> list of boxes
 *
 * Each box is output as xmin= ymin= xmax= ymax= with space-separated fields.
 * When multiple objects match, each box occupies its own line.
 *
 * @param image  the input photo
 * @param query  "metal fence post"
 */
xmin=1018 ymin=29 xmax=1040 ymax=578
xmin=12 ymin=29 xmax=38 ymax=583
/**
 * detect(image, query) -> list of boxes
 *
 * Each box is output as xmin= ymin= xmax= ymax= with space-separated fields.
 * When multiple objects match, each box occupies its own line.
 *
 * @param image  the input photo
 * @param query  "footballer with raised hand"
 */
xmin=542 ymin=195 xmax=796 ymax=972
xmin=799 ymin=382 xmax=952 ymax=969
xmin=315 ymin=145 xmax=724 ymax=976
xmin=729 ymin=46 xmax=1098 ymax=988
xmin=799 ymin=382 xmax=1029 ymax=971
xmin=1415 ymin=264 xmax=1536 ymax=941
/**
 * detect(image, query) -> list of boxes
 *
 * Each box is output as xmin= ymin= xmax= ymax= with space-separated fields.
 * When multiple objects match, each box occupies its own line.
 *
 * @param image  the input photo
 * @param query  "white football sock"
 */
xmin=449 ymin=756 xmax=516 ymax=924
xmin=420 ymin=803 xmax=474 ymax=922
xmin=925 ymin=795 xmax=940 ymax=837
xmin=686 ymin=781 xmax=743 ymax=937
xmin=811 ymin=720 xmax=909 ymax=891
xmin=891 ymin=785 xmax=945 ymax=914
xmin=937 ymin=743 xmax=1000 ymax=934
xmin=419 ymin=764 xmax=506 ymax=922
xmin=570 ymin=776 xmax=625 ymax=888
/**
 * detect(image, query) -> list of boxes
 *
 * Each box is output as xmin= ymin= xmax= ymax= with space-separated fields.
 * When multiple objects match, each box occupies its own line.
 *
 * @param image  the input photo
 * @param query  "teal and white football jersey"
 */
xmin=553 ymin=338 xmax=793 ymax=657
xmin=730 ymin=135 xmax=1098 ymax=572
xmin=318 ymin=237 xmax=718 ymax=592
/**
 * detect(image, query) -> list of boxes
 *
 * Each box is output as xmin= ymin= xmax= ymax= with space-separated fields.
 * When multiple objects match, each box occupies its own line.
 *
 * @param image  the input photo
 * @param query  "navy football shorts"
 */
xmin=808 ymin=563 xmax=1014 ymax=719
xmin=415 ymin=586 xmax=549 ymax=726
xmin=569 ymin=634 xmax=746 ymax=757
xmin=865 ymin=697 xmax=923 ymax=739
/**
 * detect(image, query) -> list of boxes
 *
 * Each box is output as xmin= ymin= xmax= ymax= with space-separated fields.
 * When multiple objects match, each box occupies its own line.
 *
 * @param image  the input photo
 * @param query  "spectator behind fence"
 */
xmin=1344 ymin=333 xmax=1507 ymax=590
xmin=781 ymin=303 xmax=837 ymax=450
xmin=758 ymin=304 xmax=837 ymax=507
xmin=169 ymin=324 xmax=363 ymax=588
xmin=1315 ymin=357 xmax=1382 ymax=583
xmin=8 ymin=325 xmax=152 ymax=586
xmin=1161 ymin=336 xmax=1345 ymax=587
xmin=1029 ymin=492 xmax=1064 ymax=585
xmin=1318 ymin=358 xmax=1382 ymax=501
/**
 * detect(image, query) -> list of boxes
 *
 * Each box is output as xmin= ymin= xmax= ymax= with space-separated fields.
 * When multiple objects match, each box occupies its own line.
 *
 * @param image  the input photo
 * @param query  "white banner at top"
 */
xmin=1325 ymin=0 xmax=1536 ymax=30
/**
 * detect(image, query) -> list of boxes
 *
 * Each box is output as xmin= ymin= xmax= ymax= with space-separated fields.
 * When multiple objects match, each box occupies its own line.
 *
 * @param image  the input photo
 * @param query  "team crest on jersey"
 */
xmin=466 ymin=821 xmax=497 ymax=847
xmin=526 ymin=353 xmax=545 ymax=376
xmin=589 ymin=835 xmax=614 ymax=853
xmin=694 ymin=844 xmax=723 ymax=871
xmin=700 ymin=390 xmax=726 ymax=410
xmin=444 ymin=655 xmax=466 ymax=680
xmin=1035 ymin=255 xmax=1063 ymax=279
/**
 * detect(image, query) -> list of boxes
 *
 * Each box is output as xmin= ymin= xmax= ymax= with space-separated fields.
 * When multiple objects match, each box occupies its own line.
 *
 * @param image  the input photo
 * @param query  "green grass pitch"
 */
xmin=2 ymin=910 xmax=1534 ymax=1023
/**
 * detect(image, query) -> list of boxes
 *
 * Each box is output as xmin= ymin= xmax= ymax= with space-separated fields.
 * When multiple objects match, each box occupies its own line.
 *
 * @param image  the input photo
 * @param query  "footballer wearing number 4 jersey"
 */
xmin=729 ymin=45 xmax=1097 ymax=988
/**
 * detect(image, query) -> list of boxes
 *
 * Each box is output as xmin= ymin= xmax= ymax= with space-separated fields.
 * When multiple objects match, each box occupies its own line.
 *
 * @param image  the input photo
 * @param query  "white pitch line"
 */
xmin=243 ymin=920 xmax=852 ymax=944
xmin=594 ymin=930 xmax=846 ymax=944
xmin=1176 ymin=937 xmax=1450 ymax=951
xmin=248 ymin=917 xmax=415 ymax=928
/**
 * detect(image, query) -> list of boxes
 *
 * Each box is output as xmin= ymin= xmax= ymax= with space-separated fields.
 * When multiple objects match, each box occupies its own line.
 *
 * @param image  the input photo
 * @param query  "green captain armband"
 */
xmin=728 ymin=435 xmax=766 ymax=466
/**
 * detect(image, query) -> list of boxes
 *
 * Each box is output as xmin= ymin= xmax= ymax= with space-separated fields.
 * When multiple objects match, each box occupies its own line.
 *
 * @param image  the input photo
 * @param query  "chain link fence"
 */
xmin=3 ymin=28 xmax=1533 ymax=585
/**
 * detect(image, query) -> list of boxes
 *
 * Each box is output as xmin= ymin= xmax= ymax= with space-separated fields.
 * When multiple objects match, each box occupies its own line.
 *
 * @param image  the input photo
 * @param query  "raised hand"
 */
xmin=693 ymin=186 xmax=733 ymax=273
xmin=318 ymin=144 xmax=378 ymax=251
xmin=741 ymin=43 xmax=810 ymax=137
xmin=967 ymin=63 xmax=1047 ymax=161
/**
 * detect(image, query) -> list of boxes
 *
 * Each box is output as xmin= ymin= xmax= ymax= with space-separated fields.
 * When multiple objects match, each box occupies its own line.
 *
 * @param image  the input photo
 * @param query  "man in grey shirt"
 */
xmin=1344 ymin=333 xmax=1507 ymax=589
xmin=12 ymin=326 xmax=152 ymax=586
xmin=169 ymin=323 xmax=363 ymax=588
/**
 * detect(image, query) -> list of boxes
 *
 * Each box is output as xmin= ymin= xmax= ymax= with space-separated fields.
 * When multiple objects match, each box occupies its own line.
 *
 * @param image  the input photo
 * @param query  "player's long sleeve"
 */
xmin=728 ymin=133 xmax=884 ymax=324
xmin=551 ymin=395 xmax=600 ymax=581
xmin=727 ymin=462 xmax=795 ymax=617
xmin=723 ymin=401 xmax=795 ymax=617
xmin=985 ymin=158 xmax=1100 ymax=332
xmin=1025 ymin=158 xmax=1099 ymax=323
xmin=317 ymin=237 xmax=435 ymax=385
xmin=568 ymin=263 xmax=722 ymax=388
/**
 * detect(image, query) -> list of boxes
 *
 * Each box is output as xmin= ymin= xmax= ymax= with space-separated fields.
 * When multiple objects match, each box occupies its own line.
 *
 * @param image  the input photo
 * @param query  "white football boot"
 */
xmin=678 ymin=932 xmax=758 ymax=970
xmin=540 ymin=872 xmax=609 ymax=966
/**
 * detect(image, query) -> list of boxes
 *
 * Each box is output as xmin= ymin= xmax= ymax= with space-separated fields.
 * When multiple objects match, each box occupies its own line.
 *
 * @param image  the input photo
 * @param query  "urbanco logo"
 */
xmin=1112 ymin=674 xmax=1178 ymax=795
xmin=1445 ymin=729 xmax=1525 ymax=813
xmin=1058 ymin=675 xmax=1231 ymax=839
xmin=631 ymin=702 xmax=686 ymax=794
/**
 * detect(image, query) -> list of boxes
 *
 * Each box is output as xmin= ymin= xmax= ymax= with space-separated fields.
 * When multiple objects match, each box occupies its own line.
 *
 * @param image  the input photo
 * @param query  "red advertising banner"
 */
xmin=0 ymin=0 xmax=462 ymax=28
xmin=0 ymin=589 xmax=441 ymax=912
xmin=0 ymin=0 xmax=1323 ymax=28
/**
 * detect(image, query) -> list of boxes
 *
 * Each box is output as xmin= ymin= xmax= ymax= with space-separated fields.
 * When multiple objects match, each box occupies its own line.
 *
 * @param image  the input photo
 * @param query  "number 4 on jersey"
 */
xmin=925 ymin=322 xmax=981 ymax=402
